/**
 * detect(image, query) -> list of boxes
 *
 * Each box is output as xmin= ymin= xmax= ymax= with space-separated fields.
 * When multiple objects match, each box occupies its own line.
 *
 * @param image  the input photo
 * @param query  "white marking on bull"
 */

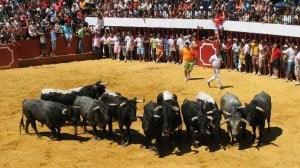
xmin=41 ymin=87 xmax=83 ymax=94
xmin=104 ymin=89 xmax=118 ymax=97
xmin=163 ymin=91 xmax=174 ymax=101
xmin=196 ymin=92 xmax=215 ymax=104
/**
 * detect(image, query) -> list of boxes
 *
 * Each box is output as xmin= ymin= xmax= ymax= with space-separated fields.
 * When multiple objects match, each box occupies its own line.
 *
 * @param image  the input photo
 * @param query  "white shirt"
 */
xmin=244 ymin=43 xmax=250 ymax=55
xmin=156 ymin=38 xmax=163 ymax=48
xmin=177 ymin=37 xmax=184 ymax=50
xmin=258 ymin=44 xmax=265 ymax=58
xmin=209 ymin=54 xmax=222 ymax=68
xmin=100 ymin=36 xmax=108 ymax=44
xmin=168 ymin=38 xmax=176 ymax=51
xmin=113 ymin=36 xmax=120 ymax=47
xmin=125 ymin=36 xmax=132 ymax=47
xmin=283 ymin=47 xmax=295 ymax=63
xmin=134 ymin=37 xmax=144 ymax=48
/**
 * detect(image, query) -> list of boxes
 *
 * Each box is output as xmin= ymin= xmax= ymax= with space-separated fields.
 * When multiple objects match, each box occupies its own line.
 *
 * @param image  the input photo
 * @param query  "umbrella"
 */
xmin=274 ymin=1 xmax=288 ymax=7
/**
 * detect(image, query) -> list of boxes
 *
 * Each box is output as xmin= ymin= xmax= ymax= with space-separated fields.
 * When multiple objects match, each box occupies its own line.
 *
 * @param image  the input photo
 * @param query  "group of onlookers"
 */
xmin=100 ymin=0 xmax=300 ymax=25
xmin=90 ymin=29 xmax=300 ymax=85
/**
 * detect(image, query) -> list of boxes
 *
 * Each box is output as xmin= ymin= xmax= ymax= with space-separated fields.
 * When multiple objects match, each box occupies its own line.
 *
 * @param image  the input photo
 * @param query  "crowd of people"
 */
xmin=1 ymin=0 xmax=300 ymax=45
xmin=90 ymin=29 xmax=300 ymax=86
xmin=0 ymin=0 xmax=299 ymax=85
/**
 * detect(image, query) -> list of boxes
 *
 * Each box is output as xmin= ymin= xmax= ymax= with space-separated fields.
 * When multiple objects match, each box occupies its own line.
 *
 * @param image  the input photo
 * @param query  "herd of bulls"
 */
xmin=19 ymin=81 xmax=272 ymax=154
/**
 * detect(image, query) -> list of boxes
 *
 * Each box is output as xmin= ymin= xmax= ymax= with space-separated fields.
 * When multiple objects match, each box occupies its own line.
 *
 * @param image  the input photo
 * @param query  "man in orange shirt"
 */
xmin=180 ymin=41 xmax=195 ymax=81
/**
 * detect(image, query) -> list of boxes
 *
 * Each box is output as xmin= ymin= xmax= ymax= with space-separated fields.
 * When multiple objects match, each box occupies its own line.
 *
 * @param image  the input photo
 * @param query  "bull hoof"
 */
xmin=192 ymin=141 xmax=200 ymax=148
xmin=121 ymin=140 xmax=127 ymax=147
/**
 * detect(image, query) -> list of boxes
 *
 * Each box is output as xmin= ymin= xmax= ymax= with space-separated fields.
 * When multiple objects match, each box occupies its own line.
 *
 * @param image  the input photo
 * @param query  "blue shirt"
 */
xmin=164 ymin=39 xmax=169 ymax=49
xmin=61 ymin=25 xmax=73 ymax=35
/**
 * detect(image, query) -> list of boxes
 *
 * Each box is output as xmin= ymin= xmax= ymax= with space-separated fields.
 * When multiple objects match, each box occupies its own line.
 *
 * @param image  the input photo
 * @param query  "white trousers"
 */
xmin=208 ymin=67 xmax=222 ymax=87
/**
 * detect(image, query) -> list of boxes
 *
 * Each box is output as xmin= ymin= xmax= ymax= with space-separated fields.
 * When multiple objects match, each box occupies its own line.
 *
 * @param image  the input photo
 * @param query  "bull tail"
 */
xmin=20 ymin=114 xmax=25 ymax=135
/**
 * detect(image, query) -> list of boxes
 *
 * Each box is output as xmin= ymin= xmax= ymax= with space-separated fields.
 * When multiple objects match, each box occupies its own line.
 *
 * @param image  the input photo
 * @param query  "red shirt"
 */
xmin=271 ymin=48 xmax=282 ymax=60
xmin=215 ymin=14 xmax=224 ymax=27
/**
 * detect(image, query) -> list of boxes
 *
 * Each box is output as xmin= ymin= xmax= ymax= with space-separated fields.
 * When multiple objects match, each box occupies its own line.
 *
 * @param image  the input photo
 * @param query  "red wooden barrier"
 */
xmin=0 ymin=44 xmax=20 ymax=69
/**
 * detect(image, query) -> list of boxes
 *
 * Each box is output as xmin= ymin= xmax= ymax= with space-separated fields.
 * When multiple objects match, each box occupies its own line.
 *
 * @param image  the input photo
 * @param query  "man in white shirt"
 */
xmin=134 ymin=33 xmax=145 ymax=62
xmin=100 ymin=33 xmax=109 ymax=58
xmin=283 ymin=43 xmax=296 ymax=82
xmin=207 ymin=50 xmax=223 ymax=89
xmin=258 ymin=40 xmax=266 ymax=76
xmin=113 ymin=33 xmax=121 ymax=61
xmin=168 ymin=34 xmax=176 ymax=63
xmin=243 ymin=39 xmax=250 ymax=72
xmin=124 ymin=32 xmax=133 ymax=62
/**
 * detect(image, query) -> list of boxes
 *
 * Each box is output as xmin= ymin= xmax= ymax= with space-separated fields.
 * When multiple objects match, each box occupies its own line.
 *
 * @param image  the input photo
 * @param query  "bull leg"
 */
xmin=82 ymin=118 xmax=87 ymax=134
xmin=209 ymin=125 xmax=214 ymax=140
xmin=126 ymin=125 xmax=131 ymax=142
xmin=118 ymin=124 xmax=126 ymax=147
xmin=258 ymin=123 xmax=265 ymax=146
xmin=25 ymin=119 xmax=30 ymax=134
xmin=92 ymin=124 xmax=100 ymax=140
xmin=48 ymin=126 xmax=58 ymax=140
xmin=190 ymin=126 xmax=198 ymax=148
xmin=227 ymin=125 xmax=234 ymax=144
xmin=252 ymin=126 xmax=257 ymax=143
xmin=31 ymin=121 xmax=41 ymax=138
xmin=241 ymin=123 xmax=247 ymax=139
xmin=267 ymin=114 xmax=271 ymax=132
xmin=56 ymin=126 xmax=62 ymax=140
xmin=186 ymin=124 xmax=191 ymax=139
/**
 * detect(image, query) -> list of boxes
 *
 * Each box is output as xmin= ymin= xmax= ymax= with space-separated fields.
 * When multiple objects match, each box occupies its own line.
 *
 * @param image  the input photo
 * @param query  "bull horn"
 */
xmin=93 ymin=106 xmax=100 ymax=111
xmin=220 ymin=118 xmax=231 ymax=125
xmin=120 ymin=102 xmax=127 ymax=107
xmin=108 ymin=103 xmax=118 ymax=106
xmin=154 ymin=106 xmax=162 ymax=112
xmin=171 ymin=106 xmax=180 ymax=112
xmin=206 ymin=110 xmax=213 ymax=115
xmin=237 ymin=105 xmax=245 ymax=109
xmin=62 ymin=109 xmax=67 ymax=115
xmin=191 ymin=116 xmax=198 ymax=121
xmin=100 ymin=82 xmax=108 ymax=85
xmin=207 ymin=116 xmax=213 ymax=120
xmin=153 ymin=115 xmax=161 ymax=118
xmin=240 ymin=118 xmax=250 ymax=125
xmin=256 ymin=106 xmax=264 ymax=112
xmin=136 ymin=98 xmax=145 ymax=103
xmin=223 ymin=111 xmax=231 ymax=116
xmin=73 ymin=106 xmax=80 ymax=109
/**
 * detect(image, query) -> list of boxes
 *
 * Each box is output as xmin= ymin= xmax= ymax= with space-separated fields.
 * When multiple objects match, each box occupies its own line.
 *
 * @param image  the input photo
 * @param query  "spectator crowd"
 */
xmin=0 ymin=0 xmax=299 ymax=85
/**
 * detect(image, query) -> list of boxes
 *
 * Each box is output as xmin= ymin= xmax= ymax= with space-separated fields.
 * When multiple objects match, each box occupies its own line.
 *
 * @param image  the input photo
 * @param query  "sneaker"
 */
xmin=258 ymin=72 xmax=261 ymax=76
xmin=243 ymin=71 xmax=246 ymax=74
xmin=152 ymin=60 xmax=155 ymax=63
xmin=234 ymin=69 xmax=237 ymax=72
xmin=267 ymin=74 xmax=271 ymax=77
xmin=185 ymin=77 xmax=188 ymax=82
xmin=284 ymin=79 xmax=288 ymax=82
xmin=207 ymin=81 xmax=210 ymax=88
xmin=253 ymin=72 xmax=257 ymax=75
xmin=295 ymin=82 xmax=300 ymax=85
xmin=272 ymin=76 xmax=278 ymax=79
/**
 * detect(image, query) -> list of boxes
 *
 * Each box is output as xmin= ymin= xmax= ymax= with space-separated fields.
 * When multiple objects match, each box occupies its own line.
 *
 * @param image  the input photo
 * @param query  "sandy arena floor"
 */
xmin=0 ymin=59 xmax=299 ymax=168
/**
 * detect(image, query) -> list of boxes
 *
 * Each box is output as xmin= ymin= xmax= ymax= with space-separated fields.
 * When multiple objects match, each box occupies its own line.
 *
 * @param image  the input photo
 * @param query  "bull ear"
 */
xmin=171 ymin=106 xmax=180 ymax=112
xmin=62 ymin=109 xmax=67 ymax=115
xmin=207 ymin=116 xmax=213 ymax=120
xmin=154 ymin=106 xmax=162 ymax=112
xmin=120 ymin=102 xmax=127 ymax=107
xmin=93 ymin=106 xmax=100 ymax=111
xmin=256 ymin=106 xmax=264 ymax=112
xmin=191 ymin=116 xmax=198 ymax=121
